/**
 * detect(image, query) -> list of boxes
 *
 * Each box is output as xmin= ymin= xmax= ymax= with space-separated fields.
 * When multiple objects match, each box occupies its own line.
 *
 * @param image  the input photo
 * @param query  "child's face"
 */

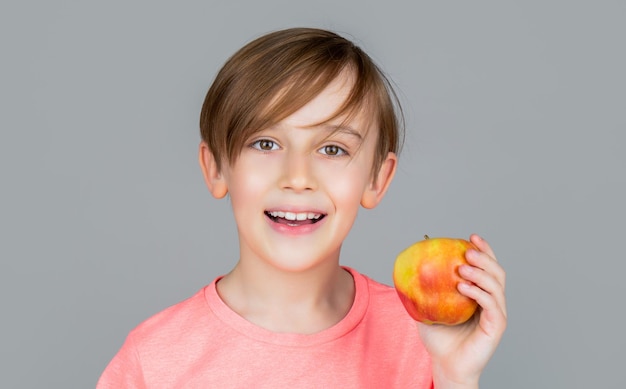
xmin=211 ymin=71 xmax=396 ymax=272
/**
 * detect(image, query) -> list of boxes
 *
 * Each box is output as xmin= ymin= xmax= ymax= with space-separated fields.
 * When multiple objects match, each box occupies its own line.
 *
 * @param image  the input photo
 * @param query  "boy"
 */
xmin=98 ymin=28 xmax=506 ymax=388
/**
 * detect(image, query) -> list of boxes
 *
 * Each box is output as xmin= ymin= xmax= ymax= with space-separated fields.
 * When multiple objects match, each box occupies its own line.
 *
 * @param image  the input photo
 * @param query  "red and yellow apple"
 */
xmin=393 ymin=236 xmax=478 ymax=325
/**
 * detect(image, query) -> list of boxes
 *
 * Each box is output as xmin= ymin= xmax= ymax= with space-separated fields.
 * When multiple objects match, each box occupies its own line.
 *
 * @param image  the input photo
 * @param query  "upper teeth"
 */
xmin=268 ymin=211 xmax=322 ymax=220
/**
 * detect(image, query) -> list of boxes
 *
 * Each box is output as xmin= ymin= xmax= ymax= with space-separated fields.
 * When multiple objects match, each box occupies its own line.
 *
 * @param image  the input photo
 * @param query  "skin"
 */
xmin=198 ymin=70 xmax=507 ymax=388
xmin=422 ymin=234 xmax=507 ymax=388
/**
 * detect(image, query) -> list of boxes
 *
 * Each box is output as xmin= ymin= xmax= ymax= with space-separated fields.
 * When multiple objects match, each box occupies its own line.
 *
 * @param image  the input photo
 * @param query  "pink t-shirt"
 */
xmin=97 ymin=268 xmax=433 ymax=388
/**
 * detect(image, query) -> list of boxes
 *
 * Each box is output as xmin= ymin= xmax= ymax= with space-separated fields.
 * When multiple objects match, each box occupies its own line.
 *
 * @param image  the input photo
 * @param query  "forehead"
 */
xmin=272 ymin=70 xmax=376 ymax=136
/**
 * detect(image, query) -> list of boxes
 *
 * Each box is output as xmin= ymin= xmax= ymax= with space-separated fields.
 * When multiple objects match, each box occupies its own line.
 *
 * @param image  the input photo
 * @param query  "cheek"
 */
xmin=226 ymin=162 xmax=274 ymax=205
xmin=321 ymin=166 xmax=370 ymax=207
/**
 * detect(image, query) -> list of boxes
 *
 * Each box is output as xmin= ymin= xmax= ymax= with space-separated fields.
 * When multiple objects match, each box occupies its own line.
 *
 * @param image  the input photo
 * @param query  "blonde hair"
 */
xmin=199 ymin=27 xmax=403 ymax=176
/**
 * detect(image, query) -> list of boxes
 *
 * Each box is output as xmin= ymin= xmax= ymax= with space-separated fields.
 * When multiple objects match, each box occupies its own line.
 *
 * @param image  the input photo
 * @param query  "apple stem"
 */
xmin=424 ymin=235 xmax=430 ymax=240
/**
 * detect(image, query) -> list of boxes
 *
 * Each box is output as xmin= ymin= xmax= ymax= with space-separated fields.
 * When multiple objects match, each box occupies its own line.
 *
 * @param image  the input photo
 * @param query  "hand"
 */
xmin=418 ymin=234 xmax=507 ymax=388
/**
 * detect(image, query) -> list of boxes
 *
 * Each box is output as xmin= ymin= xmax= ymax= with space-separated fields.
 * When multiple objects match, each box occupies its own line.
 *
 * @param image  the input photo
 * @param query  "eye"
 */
xmin=250 ymin=139 xmax=279 ymax=151
xmin=319 ymin=145 xmax=347 ymax=156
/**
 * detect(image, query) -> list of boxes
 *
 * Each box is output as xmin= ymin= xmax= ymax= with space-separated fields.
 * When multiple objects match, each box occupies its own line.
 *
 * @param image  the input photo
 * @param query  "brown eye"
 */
xmin=320 ymin=145 xmax=346 ymax=156
xmin=259 ymin=140 xmax=274 ymax=150
xmin=251 ymin=139 xmax=277 ymax=151
xmin=325 ymin=145 xmax=338 ymax=155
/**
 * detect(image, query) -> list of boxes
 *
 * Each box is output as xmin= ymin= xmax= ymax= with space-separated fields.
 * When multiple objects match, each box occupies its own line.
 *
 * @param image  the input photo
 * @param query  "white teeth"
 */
xmin=268 ymin=211 xmax=322 ymax=220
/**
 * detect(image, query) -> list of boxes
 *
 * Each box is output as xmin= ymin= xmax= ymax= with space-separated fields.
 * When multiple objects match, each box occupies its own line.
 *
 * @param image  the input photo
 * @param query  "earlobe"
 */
xmin=198 ymin=141 xmax=228 ymax=199
xmin=361 ymin=152 xmax=397 ymax=209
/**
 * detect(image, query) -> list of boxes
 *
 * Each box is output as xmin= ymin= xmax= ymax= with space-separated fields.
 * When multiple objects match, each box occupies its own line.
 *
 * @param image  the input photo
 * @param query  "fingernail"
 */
xmin=458 ymin=282 xmax=471 ymax=291
xmin=459 ymin=264 xmax=472 ymax=276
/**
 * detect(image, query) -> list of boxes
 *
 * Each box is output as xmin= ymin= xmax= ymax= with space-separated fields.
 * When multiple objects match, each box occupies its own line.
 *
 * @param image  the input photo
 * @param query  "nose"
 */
xmin=279 ymin=151 xmax=317 ymax=192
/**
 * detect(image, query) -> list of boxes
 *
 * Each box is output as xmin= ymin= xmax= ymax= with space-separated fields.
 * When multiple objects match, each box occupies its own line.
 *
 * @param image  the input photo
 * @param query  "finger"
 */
xmin=458 ymin=280 xmax=507 ymax=335
xmin=459 ymin=264 xmax=507 ymax=318
xmin=470 ymin=234 xmax=496 ymax=260
xmin=465 ymin=248 xmax=506 ymax=291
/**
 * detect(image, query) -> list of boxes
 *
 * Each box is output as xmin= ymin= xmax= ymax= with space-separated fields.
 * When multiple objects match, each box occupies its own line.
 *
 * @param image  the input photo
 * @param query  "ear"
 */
xmin=361 ymin=152 xmax=397 ymax=209
xmin=198 ymin=141 xmax=228 ymax=199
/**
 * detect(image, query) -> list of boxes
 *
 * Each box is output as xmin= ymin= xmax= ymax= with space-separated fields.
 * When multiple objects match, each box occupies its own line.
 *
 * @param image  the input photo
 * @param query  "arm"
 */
xmin=419 ymin=234 xmax=507 ymax=388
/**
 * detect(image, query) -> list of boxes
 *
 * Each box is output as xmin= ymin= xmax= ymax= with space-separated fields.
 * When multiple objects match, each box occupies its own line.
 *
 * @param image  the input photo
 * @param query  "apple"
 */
xmin=393 ymin=236 xmax=478 ymax=325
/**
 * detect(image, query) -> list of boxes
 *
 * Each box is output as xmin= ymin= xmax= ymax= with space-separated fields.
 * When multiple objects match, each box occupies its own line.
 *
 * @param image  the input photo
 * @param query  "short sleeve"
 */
xmin=96 ymin=335 xmax=146 ymax=389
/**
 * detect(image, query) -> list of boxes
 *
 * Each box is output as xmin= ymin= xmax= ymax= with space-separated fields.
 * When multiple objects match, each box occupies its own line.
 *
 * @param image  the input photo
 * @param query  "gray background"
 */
xmin=1 ymin=1 xmax=624 ymax=388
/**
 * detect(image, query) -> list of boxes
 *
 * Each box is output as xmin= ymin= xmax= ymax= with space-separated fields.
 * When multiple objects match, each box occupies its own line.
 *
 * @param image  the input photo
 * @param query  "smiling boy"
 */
xmin=97 ymin=28 xmax=506 ymax=388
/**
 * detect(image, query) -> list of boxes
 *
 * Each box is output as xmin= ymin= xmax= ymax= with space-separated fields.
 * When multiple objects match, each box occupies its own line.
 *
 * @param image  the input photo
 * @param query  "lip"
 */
xmin=264 ymin=208 xmax=327 ymax=236
xmin=265 ymin=206 xmax=327 ymax=214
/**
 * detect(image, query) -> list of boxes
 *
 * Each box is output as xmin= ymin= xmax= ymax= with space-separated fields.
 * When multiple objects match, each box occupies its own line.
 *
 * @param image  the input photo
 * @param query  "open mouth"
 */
xmin=264 ymin=210 xmax=326 ymax=226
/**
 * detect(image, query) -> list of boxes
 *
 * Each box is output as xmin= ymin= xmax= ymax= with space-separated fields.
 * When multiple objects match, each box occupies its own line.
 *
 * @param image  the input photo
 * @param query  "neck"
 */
xmin=216 ymin=259 xmax=355 ymax=334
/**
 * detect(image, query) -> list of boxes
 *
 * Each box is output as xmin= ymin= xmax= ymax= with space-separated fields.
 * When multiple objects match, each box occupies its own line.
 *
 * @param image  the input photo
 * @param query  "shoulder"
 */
xmin=126 ymin=286 xmax=213 ymax=349
xmin=97 ymin=286 xmax=216 ymax=388
xmin=347 ymin=268 xmax=417 ymax=329
xmin=347 ymin=268 xmax=432 ymax=380
xmin=351 ymin=269 xmax=405 ymax=310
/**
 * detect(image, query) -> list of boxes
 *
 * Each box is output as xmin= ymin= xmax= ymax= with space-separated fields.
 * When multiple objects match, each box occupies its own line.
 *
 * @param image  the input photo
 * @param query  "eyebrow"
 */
xmin=323 ymin=124 xmax=364 ymax=140
xmin=268 ymin=122 xmax=366 ymax=143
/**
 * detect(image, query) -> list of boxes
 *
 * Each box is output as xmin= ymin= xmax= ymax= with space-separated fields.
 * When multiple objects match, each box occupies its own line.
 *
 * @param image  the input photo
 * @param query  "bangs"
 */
xmin=255 ymin=64 xmax=375 ymax=137
xmin=200 ymin=28 xmax=402 ymax=174
xmin=227 ymin=51 xmax=384 ymax=165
